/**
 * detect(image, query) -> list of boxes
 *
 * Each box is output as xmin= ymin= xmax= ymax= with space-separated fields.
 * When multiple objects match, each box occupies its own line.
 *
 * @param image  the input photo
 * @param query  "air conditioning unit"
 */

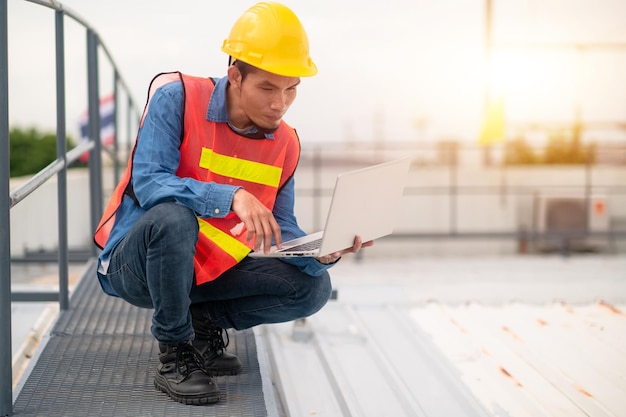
xmin=533 ymin=192 xmax=610 ymax=252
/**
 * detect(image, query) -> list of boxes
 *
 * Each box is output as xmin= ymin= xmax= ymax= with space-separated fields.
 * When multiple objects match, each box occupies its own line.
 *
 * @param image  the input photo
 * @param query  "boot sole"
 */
xmin=154 ymin=378 xmax=220 ymax=405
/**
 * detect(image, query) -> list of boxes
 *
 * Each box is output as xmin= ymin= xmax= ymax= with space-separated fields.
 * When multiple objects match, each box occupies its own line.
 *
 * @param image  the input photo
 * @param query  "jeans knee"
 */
xmin=299 ymin=272 xmax=332 ymax=317
xmin=148 ymin=203 xmax=198 ymax=247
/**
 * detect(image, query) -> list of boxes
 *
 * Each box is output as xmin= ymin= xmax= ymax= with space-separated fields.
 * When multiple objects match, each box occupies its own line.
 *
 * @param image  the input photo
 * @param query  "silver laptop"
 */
xmin=249 ymin=157 xmax=412 ymax=258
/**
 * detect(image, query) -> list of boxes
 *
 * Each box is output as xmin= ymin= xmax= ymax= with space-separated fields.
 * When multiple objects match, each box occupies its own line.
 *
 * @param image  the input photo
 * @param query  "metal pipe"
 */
xmin=24 ymin=1 xmax=135 ymax=99
xmin=26 ymin=0 xmax=91 ymax=28
xmin=55 ymin=9 xmax=69 ymax=310
xmin=449 ymin=143 xmax=458 ymax=235
xmin=482 ymin=0 xmax=493 ymax=166
xmin=87 ymin=29 xmax=102 ymax=256
xmin=11 ymin=292 xmax=61 ymax=303
xmin=113 ymin=71 xmax=120 ymax=185
xmin=10 ymin=160 xmax=64 ymax=207
xmin=0 ymin=0 xmax=14 ymax=414
xmin=66 ymin=140 xmax=95 ymax=163
xmin=126 ymin=95 xmax=132 ymax=155
xmin=8 ymin=141 xmax=92 ymax=208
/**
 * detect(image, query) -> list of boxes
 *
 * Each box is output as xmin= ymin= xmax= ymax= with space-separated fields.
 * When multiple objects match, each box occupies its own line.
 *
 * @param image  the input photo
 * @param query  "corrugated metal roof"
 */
xmin=261 ymin=256 xmax=626 ymax=417
xmin=412 ymin=302 xmax=626 ymax=417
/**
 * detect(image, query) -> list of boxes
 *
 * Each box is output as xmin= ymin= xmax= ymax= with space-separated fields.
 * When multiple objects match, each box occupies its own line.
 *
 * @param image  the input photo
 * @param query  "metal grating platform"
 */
xmin=13 ymin=261 xmax=269 ymax=417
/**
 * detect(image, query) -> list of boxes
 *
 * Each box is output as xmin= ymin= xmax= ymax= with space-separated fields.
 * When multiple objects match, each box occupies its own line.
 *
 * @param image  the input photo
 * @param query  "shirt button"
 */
xmin=214 ymin=208 xmax=220 ymax=215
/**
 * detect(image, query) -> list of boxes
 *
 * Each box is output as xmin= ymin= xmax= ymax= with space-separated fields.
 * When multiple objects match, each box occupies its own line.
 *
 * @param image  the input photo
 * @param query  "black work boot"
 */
xmin=154 ymin=341 xmax=220 ymax=405
xmin=190 ymin=305 xmax=242 ymax=376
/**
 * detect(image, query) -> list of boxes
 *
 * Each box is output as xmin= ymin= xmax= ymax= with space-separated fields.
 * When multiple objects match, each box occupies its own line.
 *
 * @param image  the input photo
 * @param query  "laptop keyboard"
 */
xmin=278 ymin=238 xmax=322 ymax=252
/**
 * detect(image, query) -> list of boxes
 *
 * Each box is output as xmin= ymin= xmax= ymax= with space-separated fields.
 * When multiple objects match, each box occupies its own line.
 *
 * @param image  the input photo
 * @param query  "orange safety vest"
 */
xmin=94 ymin=72 xmax=300 ymax=284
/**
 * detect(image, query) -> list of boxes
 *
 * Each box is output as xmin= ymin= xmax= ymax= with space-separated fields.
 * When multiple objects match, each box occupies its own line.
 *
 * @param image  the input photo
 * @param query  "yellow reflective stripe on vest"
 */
xmin=197 ymin=218 xmax=251 ymax=261
xmin=199 ymin=148 xmax=281 ymax=187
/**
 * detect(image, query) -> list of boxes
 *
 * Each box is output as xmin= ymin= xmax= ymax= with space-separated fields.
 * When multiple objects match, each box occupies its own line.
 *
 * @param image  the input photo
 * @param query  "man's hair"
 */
xmin=233 ymin=60 xmax=257 ymax=81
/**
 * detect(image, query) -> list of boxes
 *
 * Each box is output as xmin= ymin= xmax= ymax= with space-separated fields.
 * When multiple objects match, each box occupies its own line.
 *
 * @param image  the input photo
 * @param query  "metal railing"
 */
xmin=1 ymin=1 xmax=139 ymax=414
xmin=296 ymin=143 xmax=626 ymax=255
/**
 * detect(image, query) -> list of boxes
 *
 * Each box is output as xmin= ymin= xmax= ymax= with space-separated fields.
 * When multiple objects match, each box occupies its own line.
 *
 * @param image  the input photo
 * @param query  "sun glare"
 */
xmin=488 ymin=49 xmax=579 ymax=121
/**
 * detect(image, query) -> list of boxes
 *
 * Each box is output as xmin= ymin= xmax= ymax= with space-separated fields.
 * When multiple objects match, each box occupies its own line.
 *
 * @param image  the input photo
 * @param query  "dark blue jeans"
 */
xmin=106 ymin=202 xmax=332 ymax=344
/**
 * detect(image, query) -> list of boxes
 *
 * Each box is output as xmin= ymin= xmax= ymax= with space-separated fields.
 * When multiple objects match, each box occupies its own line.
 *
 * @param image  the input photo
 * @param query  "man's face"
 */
xmin=228 ymin=66 xmax=300 ymax=133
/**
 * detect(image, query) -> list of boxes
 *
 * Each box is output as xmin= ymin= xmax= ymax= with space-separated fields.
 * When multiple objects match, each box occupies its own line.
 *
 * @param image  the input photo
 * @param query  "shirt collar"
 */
xmin=206 ymin=75 xmax=275 ymax=140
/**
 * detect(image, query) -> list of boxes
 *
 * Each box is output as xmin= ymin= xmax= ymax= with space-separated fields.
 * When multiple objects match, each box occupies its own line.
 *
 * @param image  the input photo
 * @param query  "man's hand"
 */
xmin=316 ymin=235 xmax=374 ymax=265
xmin=231 ymin=188 xmax=282 ymax=253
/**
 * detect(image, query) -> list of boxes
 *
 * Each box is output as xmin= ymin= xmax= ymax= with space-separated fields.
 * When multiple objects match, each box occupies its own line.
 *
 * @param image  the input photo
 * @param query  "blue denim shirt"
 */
xmin=97 ymin=75 xmax=332 ymax=295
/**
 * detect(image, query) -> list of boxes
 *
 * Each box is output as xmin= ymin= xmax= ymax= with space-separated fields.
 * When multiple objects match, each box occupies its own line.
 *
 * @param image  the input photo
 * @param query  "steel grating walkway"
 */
xmin=12 ymin=260 xmax=271 ymax=417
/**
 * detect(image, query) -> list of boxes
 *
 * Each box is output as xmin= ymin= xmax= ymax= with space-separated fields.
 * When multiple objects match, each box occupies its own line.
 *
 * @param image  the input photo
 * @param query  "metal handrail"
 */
xmin=1 ymin=1 xmax=140 ymax=414
xmin=9 ymin=141 xmax=94 ymax=208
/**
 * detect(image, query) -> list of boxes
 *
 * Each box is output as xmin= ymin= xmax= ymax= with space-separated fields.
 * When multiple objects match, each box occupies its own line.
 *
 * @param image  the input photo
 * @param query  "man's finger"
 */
xmin=271 ymin=220 xmax=283 ymax=249
xmin=259 ymin=221 xmax=273 ymax=254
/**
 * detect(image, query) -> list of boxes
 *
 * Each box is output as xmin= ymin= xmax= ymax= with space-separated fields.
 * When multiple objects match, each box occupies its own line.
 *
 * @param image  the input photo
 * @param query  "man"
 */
xmin=93 ymin=1 xmax=372 ymax=406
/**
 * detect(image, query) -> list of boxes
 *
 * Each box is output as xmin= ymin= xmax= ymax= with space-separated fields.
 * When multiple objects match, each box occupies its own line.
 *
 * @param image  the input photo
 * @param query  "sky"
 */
xmin=6 ymin=0 xmax=626 ymax=147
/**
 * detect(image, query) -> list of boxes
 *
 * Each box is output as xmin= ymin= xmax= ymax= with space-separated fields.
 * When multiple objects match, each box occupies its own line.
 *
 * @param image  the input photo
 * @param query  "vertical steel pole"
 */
xmin=483 ymin=0 xmax=493 ymax=166
xmin=126 ymin=96 xmax=132 ymax=156
xmin=55 ymin=10 xmax=69 ymax=310
xmin=449 ymin=143 xmax=458 ymax=235
xmin=113 ymin=71 xmax=119 ymax=185
xmin=584 ymin=146 xmax=592 ymax=234
xmin=87 ymin=30 xmax=102 ymax=257
xmin=0 ymin=0 xmax=14 ymax=414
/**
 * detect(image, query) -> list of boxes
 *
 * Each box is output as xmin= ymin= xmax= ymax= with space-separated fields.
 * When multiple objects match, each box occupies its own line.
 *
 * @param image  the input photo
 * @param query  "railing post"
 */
xmin=87 ymin=29 xmax=103 ymax=257
xmin=113 ymin=71 xmax=120 ymax=185
xmin=56 ymin=10 xmax=69 ymax=310
xmin=126 ymin=96 xmax=133 ymax=156
xmin=0 ymin=1 xmax=14 ymax=415
xmin=1 ymin=5 xmax=141 ymax=411
xmin=449 ymin=142 xmax=458 ymax=235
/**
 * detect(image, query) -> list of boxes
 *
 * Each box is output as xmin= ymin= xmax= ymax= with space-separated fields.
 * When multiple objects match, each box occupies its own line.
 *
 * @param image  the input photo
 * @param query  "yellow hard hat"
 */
xmin=222 ymin=2 xmax=318 ymax=77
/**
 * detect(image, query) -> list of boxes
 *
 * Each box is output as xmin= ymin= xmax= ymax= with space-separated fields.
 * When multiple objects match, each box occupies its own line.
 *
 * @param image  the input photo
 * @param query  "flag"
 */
xmin=78 ymin=94 xmax=115 ymax=162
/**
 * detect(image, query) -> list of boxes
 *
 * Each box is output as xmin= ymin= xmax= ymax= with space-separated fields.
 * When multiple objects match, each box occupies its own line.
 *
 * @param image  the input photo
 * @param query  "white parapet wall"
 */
xmin=10 ymin=169 xmax=94 ymax=257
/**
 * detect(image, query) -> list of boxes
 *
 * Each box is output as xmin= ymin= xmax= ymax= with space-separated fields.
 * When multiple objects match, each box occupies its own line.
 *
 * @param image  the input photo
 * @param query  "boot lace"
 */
xmin=207 ymin=326 xmax=230 ymax=355
xmin=174 ymin=342 xmax=202 ymax=375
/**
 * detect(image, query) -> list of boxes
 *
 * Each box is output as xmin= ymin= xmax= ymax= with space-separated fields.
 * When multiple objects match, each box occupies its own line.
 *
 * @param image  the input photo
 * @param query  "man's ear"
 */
xmin=227 ymin=65 xmax=242 ymax=89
